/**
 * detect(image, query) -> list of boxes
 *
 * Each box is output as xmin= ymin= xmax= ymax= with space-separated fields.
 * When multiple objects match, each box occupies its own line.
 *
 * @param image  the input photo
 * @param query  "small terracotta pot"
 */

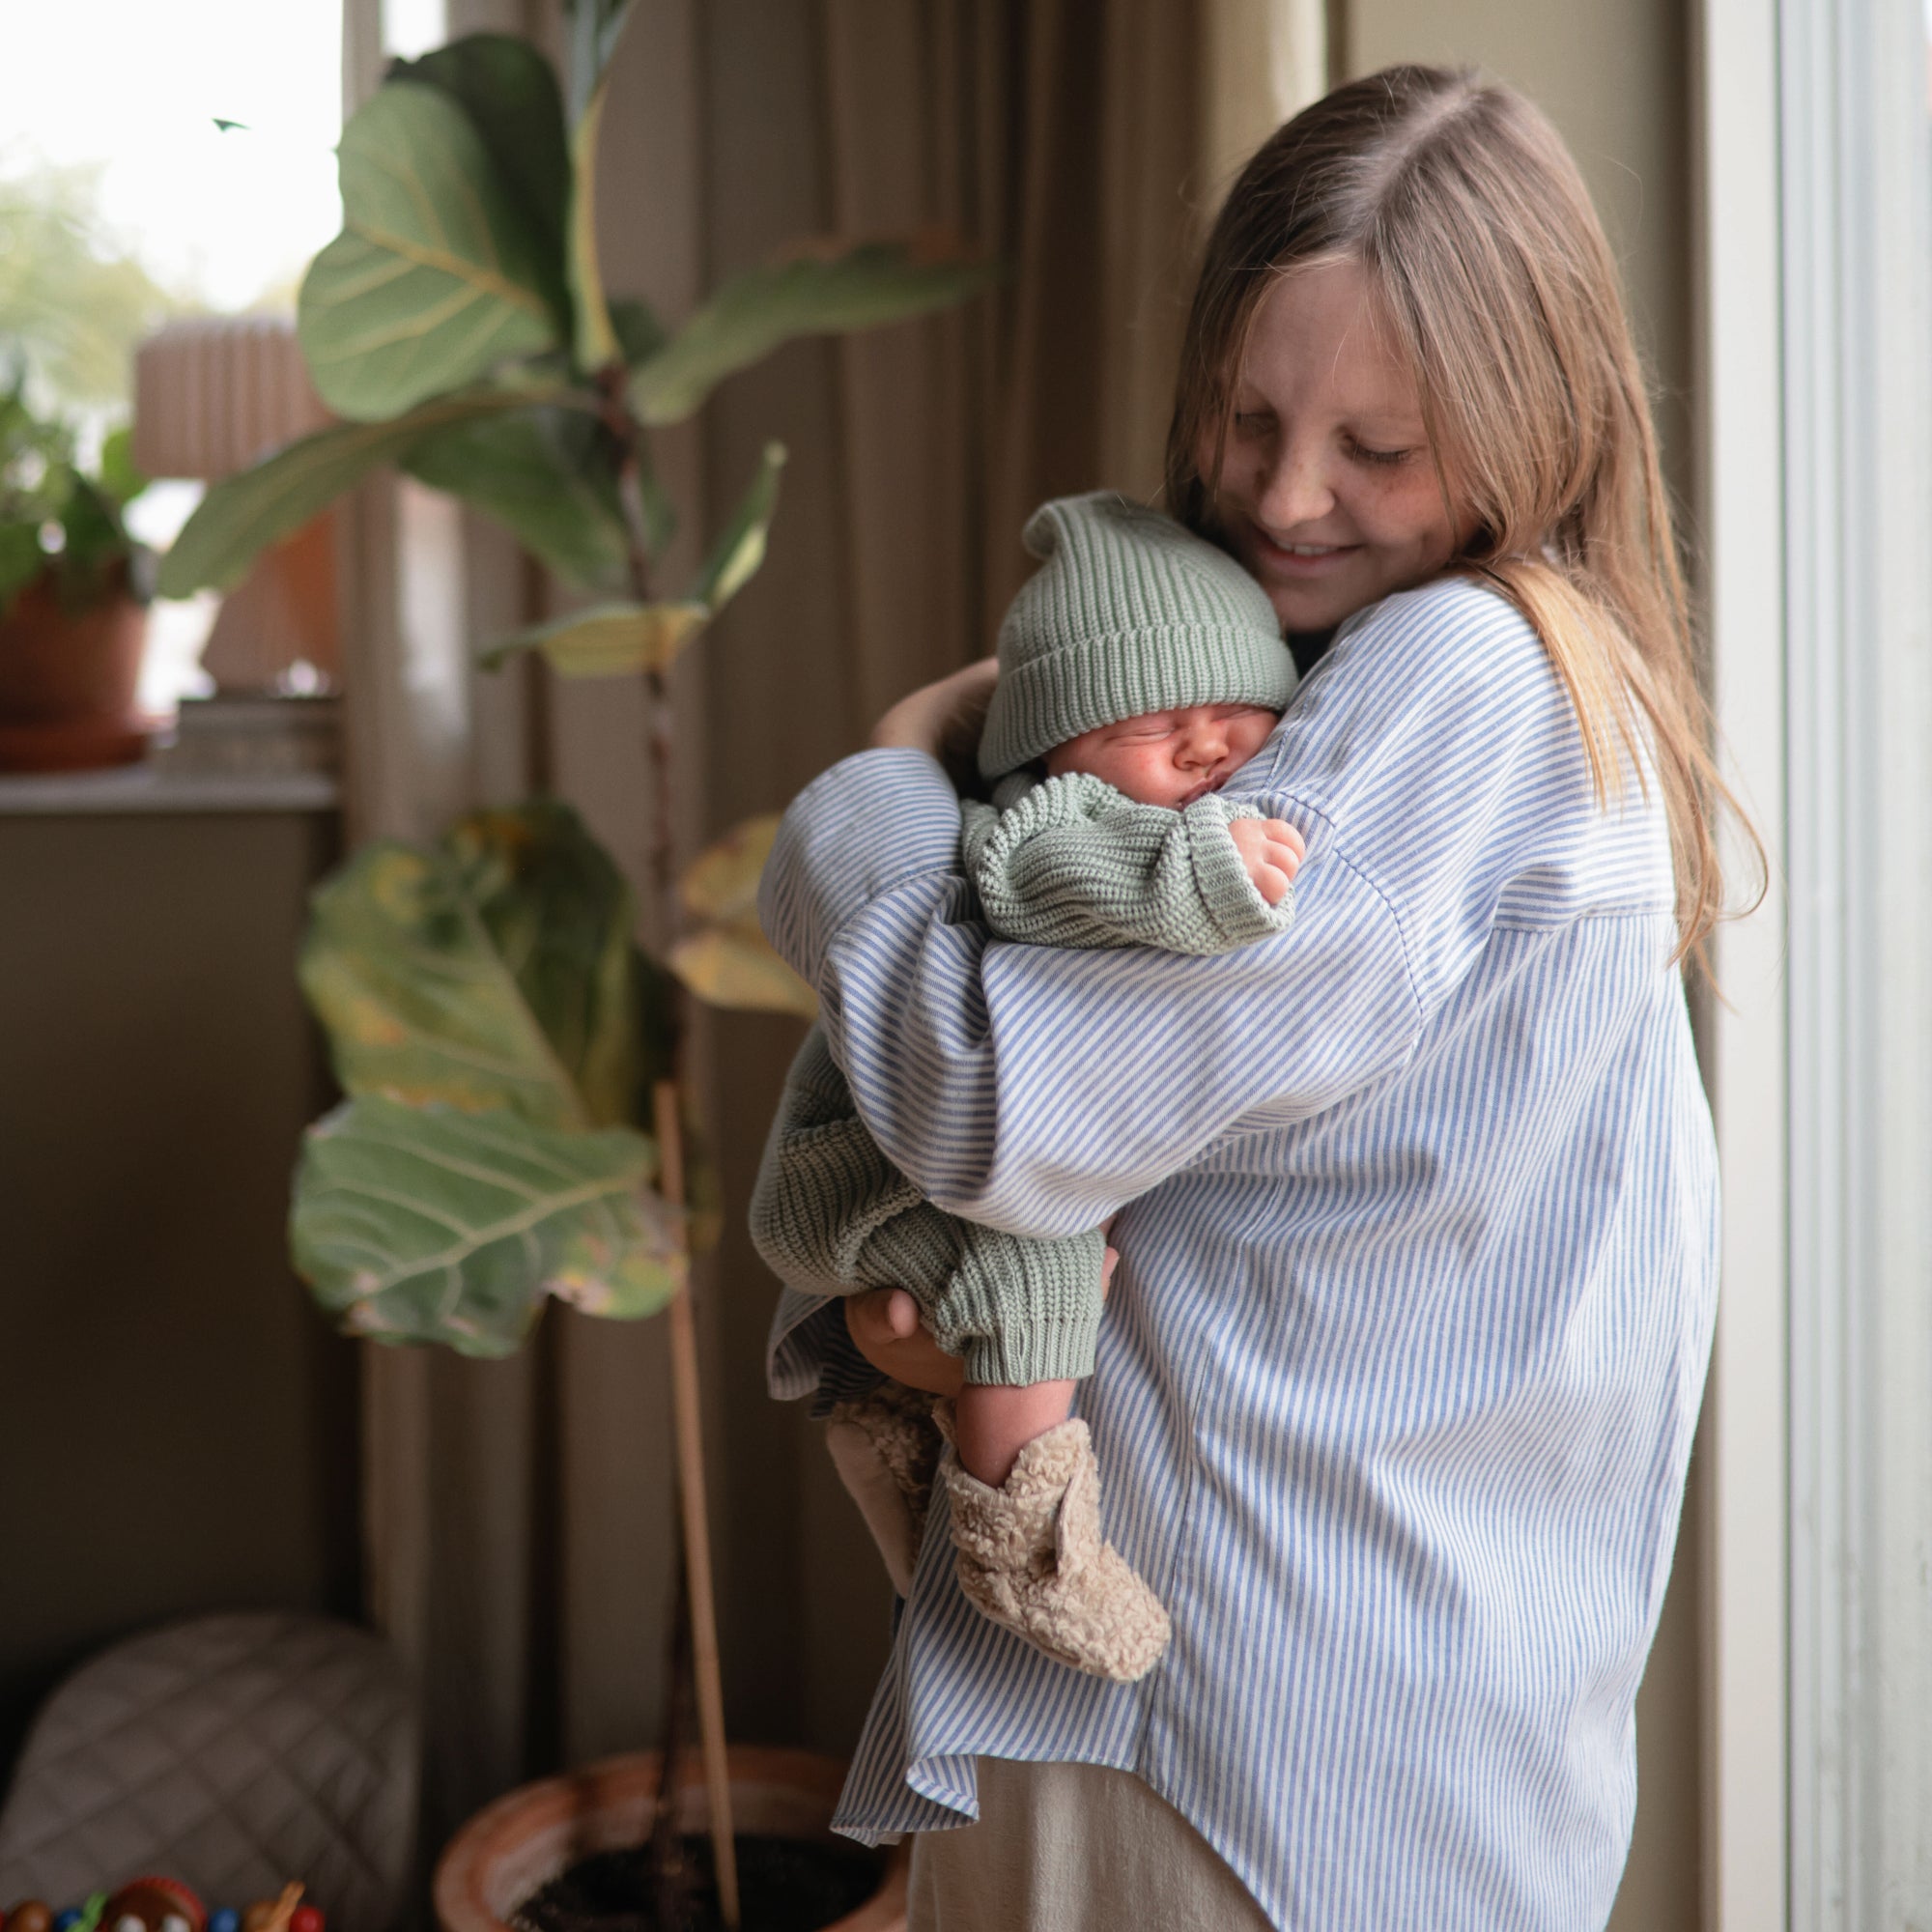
xmin=434 ymin=1747 xmax=909 ymax=1932
xmin=0 ymin=572 xmax=152 ymax=772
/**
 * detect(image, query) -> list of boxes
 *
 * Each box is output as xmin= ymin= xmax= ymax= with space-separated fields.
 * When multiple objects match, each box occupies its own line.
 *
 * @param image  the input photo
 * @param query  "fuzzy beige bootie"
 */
xmin=825 ymin=1383 xmax=945 ymax=1595
xmin=942 ymin=1418 xmax=1170 ymax=1681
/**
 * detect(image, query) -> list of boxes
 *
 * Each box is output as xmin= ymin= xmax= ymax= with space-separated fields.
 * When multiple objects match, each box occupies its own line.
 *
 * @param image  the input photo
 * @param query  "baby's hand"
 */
xmin=1229 ymin=817 xmax=1305 ymax=905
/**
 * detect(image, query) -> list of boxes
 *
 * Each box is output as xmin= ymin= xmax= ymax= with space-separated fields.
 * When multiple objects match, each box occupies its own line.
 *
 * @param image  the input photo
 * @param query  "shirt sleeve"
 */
xmin=758 ymin=579 xmax=1591 ymax=1237
xmin=960 ymin=774 xmax=1293 ymax=954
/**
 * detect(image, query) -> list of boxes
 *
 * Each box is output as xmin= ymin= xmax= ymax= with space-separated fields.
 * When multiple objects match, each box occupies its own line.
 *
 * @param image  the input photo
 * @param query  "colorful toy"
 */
xmin=20 ymin=1879 xmax=317 ymax=1932
xmin=99 ymin=1883 xmax=201 ymax=1932
xmin=238 ymin=1885 xmax=302 ymax=1932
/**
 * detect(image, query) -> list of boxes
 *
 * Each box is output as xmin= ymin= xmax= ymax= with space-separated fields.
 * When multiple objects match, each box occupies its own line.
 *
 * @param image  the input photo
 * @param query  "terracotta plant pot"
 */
xmin=0 ymin=573 xmax=153 ymax=772
xmin=434 ymin=1747 xmax=909 ymax=1932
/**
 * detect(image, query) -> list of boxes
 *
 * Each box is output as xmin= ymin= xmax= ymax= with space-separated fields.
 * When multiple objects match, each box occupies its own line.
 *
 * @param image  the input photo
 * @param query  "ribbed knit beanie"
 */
xmin=978 ymin=492 xmax=1295 ymax=781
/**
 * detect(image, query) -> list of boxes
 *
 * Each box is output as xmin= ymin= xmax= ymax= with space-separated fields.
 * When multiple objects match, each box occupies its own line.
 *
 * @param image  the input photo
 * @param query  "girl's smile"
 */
xmin=1201 ymin=257 xmax=1469 ymax=639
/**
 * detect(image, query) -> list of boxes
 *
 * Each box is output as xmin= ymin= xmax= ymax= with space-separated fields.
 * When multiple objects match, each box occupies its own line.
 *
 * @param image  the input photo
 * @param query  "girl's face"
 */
xmin=1201 ymin=256 xmax=1468 ymax=639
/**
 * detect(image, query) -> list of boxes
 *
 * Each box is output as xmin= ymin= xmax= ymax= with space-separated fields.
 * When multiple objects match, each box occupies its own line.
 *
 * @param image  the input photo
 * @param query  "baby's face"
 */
xmin=1042 ymin=703 xmax=1279 ymax=810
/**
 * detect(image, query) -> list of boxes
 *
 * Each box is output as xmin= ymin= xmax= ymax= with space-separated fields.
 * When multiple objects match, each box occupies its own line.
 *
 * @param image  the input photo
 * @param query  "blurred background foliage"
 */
xmin=0 ymin=161 xmax=191 ymax=416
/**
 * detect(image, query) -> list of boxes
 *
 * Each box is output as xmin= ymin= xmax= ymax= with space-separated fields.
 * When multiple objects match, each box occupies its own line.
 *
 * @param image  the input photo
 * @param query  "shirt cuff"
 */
xmin=767 ymin=1288 xmax=886 ymax=1417
xmin=758 ymin=748 xmax=965 ymax=985
xmin=1188 ymin=796 xmax=1297 ymax=946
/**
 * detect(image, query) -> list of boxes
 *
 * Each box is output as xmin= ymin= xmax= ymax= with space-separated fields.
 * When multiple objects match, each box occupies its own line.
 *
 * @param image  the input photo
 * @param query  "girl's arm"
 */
xmin=760 ymin=579 xmax=1604 ymax=1237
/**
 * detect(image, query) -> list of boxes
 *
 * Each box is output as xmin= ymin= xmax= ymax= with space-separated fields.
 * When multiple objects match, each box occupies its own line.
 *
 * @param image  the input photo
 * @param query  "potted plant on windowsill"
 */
xmin=0 ymin=384 xmax=156 ymax=772
xmin=158 ymin=6 xmax=989 ymax=1928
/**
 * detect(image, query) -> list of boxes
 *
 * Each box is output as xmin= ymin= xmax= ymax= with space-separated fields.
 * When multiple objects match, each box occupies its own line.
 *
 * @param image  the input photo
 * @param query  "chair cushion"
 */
xmin=0 ymin=1614 xmax=417 ymax=1932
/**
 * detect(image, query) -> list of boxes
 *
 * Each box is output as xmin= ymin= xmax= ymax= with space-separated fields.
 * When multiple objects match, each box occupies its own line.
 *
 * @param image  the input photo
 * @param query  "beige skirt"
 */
xmin=905 ymin=1757 xmax=1275 ymax=1931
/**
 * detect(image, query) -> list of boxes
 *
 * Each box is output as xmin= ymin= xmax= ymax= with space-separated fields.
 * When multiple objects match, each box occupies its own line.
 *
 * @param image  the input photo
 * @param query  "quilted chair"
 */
xmin=0 ymin=1614 xmax=419 ymax=1932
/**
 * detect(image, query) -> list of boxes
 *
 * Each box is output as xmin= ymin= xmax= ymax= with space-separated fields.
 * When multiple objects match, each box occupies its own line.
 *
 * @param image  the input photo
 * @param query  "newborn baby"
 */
xmin=753 ymin=492 xmax=1304 ymax=1680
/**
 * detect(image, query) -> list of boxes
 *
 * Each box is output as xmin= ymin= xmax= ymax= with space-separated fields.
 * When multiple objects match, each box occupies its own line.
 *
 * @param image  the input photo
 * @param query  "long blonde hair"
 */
xmin=1165 ymin=65 xmax=1759 ymax=967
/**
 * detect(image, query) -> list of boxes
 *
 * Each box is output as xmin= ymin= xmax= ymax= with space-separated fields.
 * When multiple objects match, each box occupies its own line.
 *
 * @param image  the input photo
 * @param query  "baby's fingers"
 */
xmin=1229 ymin=819 xmax=1297 ymax=904
xmin=1264 ymin=817 xmax=1307 ymax=863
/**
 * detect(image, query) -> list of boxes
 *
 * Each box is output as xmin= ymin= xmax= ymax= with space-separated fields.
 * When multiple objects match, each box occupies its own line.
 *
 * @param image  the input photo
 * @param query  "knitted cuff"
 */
xmin=1189 ymin=799 xmax=1296 ymax=947
xmin=928 ymin=1226 xmax=1108 ymax=1386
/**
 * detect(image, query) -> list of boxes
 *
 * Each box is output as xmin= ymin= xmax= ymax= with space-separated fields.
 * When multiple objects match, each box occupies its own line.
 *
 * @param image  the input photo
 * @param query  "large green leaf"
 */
xmin=401 ymin=404 xmax=631 ymax=588
xmin=630 ymin=237 xmax=997 ymax=425
xmin=387 ymin=35 xmax=572 ymax=282
xmin=611 ymin=297 xmax=667 ymax=368
xmin=293 ymin=1094 xmax=682 ymax=1355
xmin=452 ymin=802 xmax=639 ymax=1128
xmin=299 ymin=801 xmax=639 ymax=1131
xmin=156 ymin=388 xmax=555 ymax=597
xmin=301 ymin=842 xmax=587 ymax=1128
xmin=299 ymin=82 xmax=562 ymax=420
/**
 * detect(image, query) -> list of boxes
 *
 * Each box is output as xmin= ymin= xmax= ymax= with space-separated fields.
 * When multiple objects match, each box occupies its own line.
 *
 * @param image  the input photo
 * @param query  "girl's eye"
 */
xmin=1232 ymin=411 xmax=1273 ymax=438
xmin=1348 ymin=437 xmax=1415 ymax=468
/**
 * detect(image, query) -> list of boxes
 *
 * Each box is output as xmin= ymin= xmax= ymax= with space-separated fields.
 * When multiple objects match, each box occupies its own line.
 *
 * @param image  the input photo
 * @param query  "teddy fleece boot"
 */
xmin=825 ymin=1382 xmax=945 ymax=1596
xmin=941 ymin=1418 xmax=1170 ymax=1681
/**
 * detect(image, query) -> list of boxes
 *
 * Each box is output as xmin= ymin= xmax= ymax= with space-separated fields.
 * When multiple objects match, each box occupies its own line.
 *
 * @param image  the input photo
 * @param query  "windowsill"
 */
xmin=0 ymin=761 xmax=340 ymax=816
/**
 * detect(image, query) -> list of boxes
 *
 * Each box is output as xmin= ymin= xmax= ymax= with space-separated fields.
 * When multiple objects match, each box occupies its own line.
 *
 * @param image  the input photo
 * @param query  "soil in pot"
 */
xmin=516 ymin=1835 xmax=884 ymax=1932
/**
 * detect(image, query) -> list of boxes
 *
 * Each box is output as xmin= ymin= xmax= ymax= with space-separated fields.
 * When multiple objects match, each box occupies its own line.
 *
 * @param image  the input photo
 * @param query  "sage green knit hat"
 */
xmin=978 ymin=492 xmax=1294 ymax=781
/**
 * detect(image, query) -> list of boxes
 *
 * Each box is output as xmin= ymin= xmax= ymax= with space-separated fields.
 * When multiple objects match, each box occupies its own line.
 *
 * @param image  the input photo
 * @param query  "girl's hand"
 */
xmin=843 ymin=1245 xmax=1120 ymax=1397
xmin=870 ymin=658 xmax=1000 ymax=789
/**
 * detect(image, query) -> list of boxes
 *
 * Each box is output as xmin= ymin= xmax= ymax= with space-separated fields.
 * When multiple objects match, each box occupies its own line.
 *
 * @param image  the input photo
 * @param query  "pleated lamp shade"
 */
xmin=133 ymin=318 xmax=340 ymax=693
xmin=133 ymin=318 xmax=329 ymax=478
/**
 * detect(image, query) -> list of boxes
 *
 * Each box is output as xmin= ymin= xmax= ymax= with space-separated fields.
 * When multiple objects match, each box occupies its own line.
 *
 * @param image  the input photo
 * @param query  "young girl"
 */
xmin=765 ymin=65 xmax=1743 ymax=1931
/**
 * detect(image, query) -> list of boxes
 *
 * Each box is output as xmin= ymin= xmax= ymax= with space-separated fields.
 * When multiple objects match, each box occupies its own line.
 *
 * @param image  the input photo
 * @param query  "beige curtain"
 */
xmin=341 ymin=0 xmax=1322 ymax=1852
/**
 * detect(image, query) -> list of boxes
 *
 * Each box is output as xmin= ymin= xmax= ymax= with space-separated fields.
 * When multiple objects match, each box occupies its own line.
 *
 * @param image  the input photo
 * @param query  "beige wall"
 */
xmin=1338 ymin=6 xmax=1703 ymax=1926
xmin=0 ymin=810 xmax=360 ymax=1767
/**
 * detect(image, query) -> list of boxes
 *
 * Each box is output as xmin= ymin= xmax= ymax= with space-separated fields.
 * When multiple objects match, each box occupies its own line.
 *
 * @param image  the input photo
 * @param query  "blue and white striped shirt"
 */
xmin=761 ymin=576 xmax=1718 ymax=1932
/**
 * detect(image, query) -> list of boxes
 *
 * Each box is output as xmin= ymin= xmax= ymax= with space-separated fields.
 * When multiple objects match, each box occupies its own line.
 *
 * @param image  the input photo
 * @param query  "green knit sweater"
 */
xmin=747 ymin=770 xmax=1293 ymax=1386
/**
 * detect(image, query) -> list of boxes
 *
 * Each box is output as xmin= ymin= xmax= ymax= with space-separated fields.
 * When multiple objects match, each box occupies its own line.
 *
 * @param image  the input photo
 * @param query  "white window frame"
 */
xmin=1701 ymin=0 xmax=1932 ymax=1925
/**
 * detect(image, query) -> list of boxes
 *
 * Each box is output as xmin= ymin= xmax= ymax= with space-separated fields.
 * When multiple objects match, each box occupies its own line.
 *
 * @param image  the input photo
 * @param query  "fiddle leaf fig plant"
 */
xmin=293 ymin=800 xmax=686 ymax=1354
xmin=174 ymin=5 xmax=993 ymax=1917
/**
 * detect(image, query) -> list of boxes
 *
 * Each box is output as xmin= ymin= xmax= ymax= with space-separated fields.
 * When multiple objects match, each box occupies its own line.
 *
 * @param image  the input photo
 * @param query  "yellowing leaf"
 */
xmin=669 ymin=918 xmax=816 ymax=1019
xmin=292 ymin=1094 xmax=680 ymax=1354
xmin=482 ymin=601 xmax=710 ymax=677
xmin=680 ymin=813 xmax=780 ymax=922
xmin=689 ymin=442 xmax=785 ymax=611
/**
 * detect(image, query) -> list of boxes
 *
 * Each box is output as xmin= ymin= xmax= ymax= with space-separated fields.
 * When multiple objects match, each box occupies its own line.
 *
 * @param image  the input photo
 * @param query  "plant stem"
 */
xmin=650 ymin=1548 xmax=694 ymax=1932
xmin=600 ymin=365 xmax=679 ymax=947
xmin=604 ymin=369 xmax=738 ymax=1927
xmin=655 ymin=1080 xmax=741 ymax=1929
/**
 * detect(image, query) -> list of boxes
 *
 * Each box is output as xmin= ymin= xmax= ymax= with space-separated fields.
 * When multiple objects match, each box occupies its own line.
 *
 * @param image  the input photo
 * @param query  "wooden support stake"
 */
xmin=654 ymin=1079 xmax=740 ymax=1930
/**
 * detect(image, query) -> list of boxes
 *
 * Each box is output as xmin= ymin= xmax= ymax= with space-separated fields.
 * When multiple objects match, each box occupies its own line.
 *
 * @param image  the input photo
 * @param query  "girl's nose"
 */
xmin=1254 ymin=438 xmax=1335 ymax=529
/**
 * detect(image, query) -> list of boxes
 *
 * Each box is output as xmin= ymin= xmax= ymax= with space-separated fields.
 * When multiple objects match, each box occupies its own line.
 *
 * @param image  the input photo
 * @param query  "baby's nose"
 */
xmin=1177 ymin=720 xmax=1228 ymax=764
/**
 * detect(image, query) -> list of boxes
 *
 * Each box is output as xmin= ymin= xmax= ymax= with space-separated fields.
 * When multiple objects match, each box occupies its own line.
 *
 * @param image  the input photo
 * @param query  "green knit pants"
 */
xmin=748 ymin=1025 xmax=1106 ymax=1386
